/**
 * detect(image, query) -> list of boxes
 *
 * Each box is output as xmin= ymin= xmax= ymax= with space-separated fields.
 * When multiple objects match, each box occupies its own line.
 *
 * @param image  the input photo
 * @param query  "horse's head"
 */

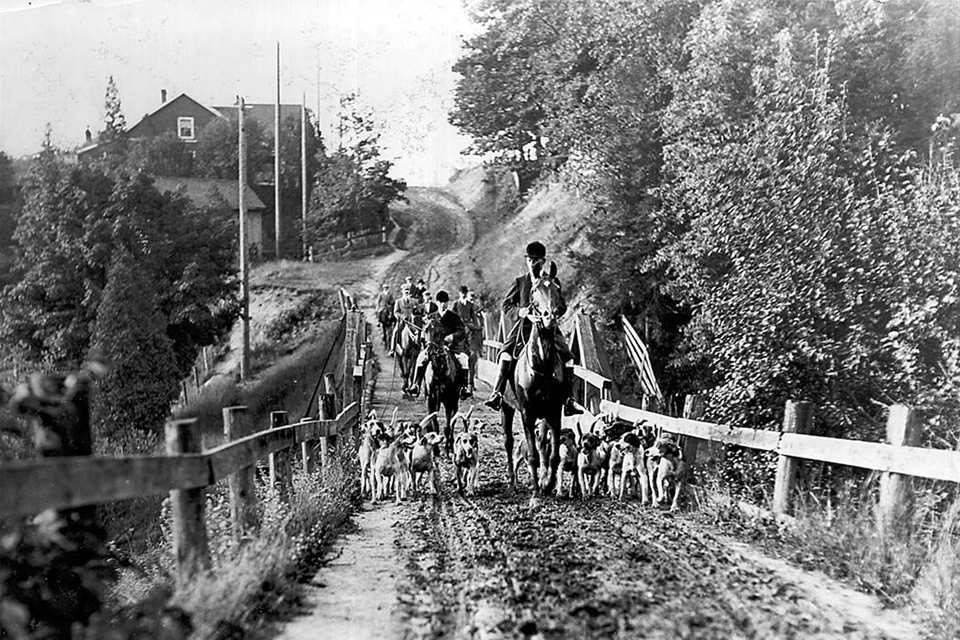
xmin=529 ymin=261 xmax=562 ymax=330
xmin=422 ymin=312 xmax=445 ymax=346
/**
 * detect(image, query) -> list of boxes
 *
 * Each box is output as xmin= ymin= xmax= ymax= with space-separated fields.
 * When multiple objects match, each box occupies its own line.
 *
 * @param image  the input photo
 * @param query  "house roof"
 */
xmin=153 ymin=177 xmax=266 ymax=211
xmin=214 ymin=103 xmax=304 ymax=128
xmin=127 ymin=93 xmax=223 ymax=138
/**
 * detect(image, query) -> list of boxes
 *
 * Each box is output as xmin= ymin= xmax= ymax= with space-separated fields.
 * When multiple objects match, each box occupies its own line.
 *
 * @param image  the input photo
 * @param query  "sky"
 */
xmin=0 ymin=0 xmax=478 ymax=186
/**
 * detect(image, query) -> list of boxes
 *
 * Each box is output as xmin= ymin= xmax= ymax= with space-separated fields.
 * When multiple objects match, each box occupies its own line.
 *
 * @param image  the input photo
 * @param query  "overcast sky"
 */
xmin=0 ymin=0 xmax=477 ymax=186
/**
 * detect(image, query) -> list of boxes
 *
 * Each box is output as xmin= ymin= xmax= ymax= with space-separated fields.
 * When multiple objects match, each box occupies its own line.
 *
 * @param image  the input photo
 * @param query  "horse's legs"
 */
xmin=502 ymin=404 xmax=516 ymax=488
xmin=524 ymin=415 xmax=541 ymax=498
xmin=537 ymin=419 xmax=552 ymax=494
xmin=444 ymin=401 xmax=456 ymax=458
xmin=542 ymin=417 xmax=561 ymax=495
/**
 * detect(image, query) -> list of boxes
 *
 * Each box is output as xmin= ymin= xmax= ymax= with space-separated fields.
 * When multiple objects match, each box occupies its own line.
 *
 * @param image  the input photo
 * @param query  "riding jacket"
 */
xmin=428 ymin=309 xmax=468 ymax=352
xmin=502 ymin=273 xmax=568 ymax=317
xmin=393 ymin=295 xmax=421 ymax=322
xmin=375 ymin=291 xmax=395 ymax=314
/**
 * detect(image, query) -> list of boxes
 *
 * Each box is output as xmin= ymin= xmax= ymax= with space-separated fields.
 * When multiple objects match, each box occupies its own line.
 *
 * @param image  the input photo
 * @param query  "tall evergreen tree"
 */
xmin=101 ymin=75 xmax=126 ymax=142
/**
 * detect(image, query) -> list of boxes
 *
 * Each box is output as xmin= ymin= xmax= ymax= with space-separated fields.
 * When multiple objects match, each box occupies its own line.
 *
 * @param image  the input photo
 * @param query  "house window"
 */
xmin=177 ymin=117 xmax=195 ymax=140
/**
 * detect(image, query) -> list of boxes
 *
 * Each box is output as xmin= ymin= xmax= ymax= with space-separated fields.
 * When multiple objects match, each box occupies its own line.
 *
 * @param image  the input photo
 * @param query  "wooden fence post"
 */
xmin=223 ymin=406 xmax=258 ymax=540
xmin=300 ymin=415 xmax=317 ymax=475
xmin=682 ymin=394 xmax=706 ymax=472
xmin=773 ymin=400 xmax=814 ymax=516
xmin=269 ymin=411 xmax=294 ymax=502
xmin=324 ymin=372 xmax=339 ymax=452
xmin=343 ymin=312 xmax=357 ymax=407
xmin=319 ymin=393 xmax=336 ymax=469
xmin=878 ymin=404 xmax=920 ymax=539
xmin=165 ymin=418 xmax=210 ymax=585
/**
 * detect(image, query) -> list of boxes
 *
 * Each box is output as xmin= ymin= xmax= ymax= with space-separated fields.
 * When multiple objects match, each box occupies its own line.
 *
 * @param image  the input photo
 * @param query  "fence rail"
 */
xmin=477 ymin=307 xmax=960 ymax=532
xmin=0 ymin=307 xmax=372 ymax=584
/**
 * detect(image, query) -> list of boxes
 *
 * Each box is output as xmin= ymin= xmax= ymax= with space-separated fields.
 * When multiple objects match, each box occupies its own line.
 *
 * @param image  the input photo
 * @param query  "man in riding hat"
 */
xmin=391 ymin=282 xmax=422 ymax=353
xmin=484 ymin=241 xmax=583 ymax=416
xmin=409 ymin=290 xmax=471 ymax=398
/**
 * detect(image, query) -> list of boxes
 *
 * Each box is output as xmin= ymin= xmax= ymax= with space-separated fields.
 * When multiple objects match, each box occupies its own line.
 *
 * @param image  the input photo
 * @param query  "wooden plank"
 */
xmin=208 ymin=426 xmax=298 ymax=482
xmin=575 ymin=314 xmax=603 ymax=372
xmin=166 ymin=419 xmax=210 ymax=585
xmin=477 ymin=358 xmax=498 ymax=386
xmin=773 ymin=401 xmax=814 ymax=515
xmin=353 ymin=364 xmax=364 ymax=378
xmin=0 ymin=455 xmax=210 ymax=516
xmin=779 ymin=433 xmax=960 ymax=483
xmin=572 ymin=365 xmax=611 ymax=391
xmin=294 ymin=419 xmax=340 ymax=440
xmin=599 ymin=400 xmax=781 ymax=451
xmin=483 ymin=339 xmax=504 ymax=350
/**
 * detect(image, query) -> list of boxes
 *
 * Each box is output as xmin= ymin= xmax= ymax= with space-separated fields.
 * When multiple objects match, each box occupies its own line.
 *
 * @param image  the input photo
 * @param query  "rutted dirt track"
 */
xmin=275 ymin=186 xmax=921 ymax=640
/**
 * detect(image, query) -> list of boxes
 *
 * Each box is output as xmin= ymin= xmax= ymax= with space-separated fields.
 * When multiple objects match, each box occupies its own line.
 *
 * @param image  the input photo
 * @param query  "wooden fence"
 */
xmin=0 ymin=308 xmax=373 ymax=584
xmin=478 ymin=310 xmax=960 ymax=535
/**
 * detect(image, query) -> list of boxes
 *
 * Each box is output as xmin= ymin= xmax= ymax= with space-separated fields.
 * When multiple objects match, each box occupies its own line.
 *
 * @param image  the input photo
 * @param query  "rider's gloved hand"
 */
xmin=518 ymin=307 xmax=530 ymax=319
xmin=443 ymin=335 xmax=454 ymax=345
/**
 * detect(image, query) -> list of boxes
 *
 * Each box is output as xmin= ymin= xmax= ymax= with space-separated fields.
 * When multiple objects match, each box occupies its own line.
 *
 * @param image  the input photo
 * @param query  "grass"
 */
xmin=108 ymin=447 xmax=359 ymax=639
xmin=690 ymin=466 xmax=960 ymax=639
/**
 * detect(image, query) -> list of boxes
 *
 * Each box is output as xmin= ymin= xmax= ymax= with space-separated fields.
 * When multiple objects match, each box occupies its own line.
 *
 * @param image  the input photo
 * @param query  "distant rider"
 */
xmin=484 ymin=241 xmax=583 ymax=416
xmin=391 ymin=283 xmax=422 ymax=353
xmin=409 ymin=290 xmax=471 ymax=399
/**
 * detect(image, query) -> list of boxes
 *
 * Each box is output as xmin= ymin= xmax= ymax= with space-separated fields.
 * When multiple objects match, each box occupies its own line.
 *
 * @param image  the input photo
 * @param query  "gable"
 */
xmin=127 ymin=94 xmax=222 ymax=141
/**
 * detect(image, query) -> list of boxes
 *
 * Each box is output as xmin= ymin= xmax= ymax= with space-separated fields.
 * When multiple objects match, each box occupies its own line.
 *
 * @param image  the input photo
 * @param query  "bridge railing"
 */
xmin=478 ymin=308 xmax=960 ymax=535
xmin=0 ymin=306 xmax=373 ymax=585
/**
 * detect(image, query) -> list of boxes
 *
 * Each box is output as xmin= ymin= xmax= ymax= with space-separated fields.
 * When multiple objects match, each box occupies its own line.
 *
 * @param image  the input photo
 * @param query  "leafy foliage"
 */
xmin=306 ymin=97 xmax=405 ymax=243
xmin=90 ymin=252 xmax=180 ymax=439
xmin=452 ymin=0 xmax=960 ymax=447
xmin=0 ymin=158 xmax=238 ymax=433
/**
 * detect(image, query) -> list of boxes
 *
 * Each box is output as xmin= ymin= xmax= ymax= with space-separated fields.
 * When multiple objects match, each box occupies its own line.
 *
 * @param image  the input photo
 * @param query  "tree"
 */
xmin=194 ymin=116 xmax=270 ymax=182
xmin=100 ymin=75 xmax=126 ymax=143
xmin=306 ymin=99 xmax=405 ymax=245
xmin=1 ymin=156 xmax=237 ymax=383
xmin=90 ymin=250 xmax=180 ymax=439
xmin=127 ymin=132 xmax=194 ymax=177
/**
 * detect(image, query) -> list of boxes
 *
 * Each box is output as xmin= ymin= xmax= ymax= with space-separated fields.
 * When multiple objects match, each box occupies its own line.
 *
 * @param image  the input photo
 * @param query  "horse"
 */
xmin=394 ymin=318 xmax=421 ymax=395
xmin=377 ymin=306 xmax=396 ymax=352
xmin=497 ymin=262 xmax=566 ymax=505
xmin=421 ymin=313 xmax=462 ymax=457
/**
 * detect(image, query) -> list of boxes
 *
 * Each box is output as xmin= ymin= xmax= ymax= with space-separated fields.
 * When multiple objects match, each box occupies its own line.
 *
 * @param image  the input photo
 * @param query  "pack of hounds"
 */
xmin=358 ymin=406 xmax=484 ymax=504
xmin=358 ymin=407 xmax=687 ymax=510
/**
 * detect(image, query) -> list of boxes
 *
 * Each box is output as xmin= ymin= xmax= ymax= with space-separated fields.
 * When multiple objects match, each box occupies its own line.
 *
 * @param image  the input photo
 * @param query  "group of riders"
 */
xmin=373 ymin=241 xmax=583 ymax=417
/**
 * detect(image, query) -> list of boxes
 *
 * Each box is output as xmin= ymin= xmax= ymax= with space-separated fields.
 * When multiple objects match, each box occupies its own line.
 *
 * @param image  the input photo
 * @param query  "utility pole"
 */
xmin=275 ymin=41 xmax=282 ymax=261
xmin=238 ymin=96 xmax=250 ymax=380
xmin=301 ymin=91 xmax=308 ymax=260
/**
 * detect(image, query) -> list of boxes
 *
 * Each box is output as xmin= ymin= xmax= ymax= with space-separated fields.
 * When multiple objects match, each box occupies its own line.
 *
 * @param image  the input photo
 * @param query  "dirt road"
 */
xmin=274 ymin=187 xmax=922 ymax=640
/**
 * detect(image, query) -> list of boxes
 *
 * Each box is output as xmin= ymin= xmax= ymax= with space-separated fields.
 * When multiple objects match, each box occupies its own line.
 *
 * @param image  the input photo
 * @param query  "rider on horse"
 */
xmin=375 ymin=283 xmax=395 ymax=321
xmin=391 ymin=282 xmax=422 ymax=353
xmin=484 ymin=241 xmax=583 ymax=417
xmin=410 ymin=290 xmax=471 ymax=399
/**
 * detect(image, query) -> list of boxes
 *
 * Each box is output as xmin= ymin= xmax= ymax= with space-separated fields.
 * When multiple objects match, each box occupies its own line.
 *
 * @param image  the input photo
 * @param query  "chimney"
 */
xmin=161 ymin=89 xmax=167 ymax=104
xmin=85 ymin=127 xmax=92 ymax=144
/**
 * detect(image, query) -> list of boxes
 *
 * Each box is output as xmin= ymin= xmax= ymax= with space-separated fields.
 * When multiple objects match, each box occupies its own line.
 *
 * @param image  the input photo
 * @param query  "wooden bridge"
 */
xmin=2 ymin=298 xmax=960 ymax=597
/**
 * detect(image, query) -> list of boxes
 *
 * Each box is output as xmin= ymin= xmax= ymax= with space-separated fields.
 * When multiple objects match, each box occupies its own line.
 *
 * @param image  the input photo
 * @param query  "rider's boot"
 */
xmin=409 ymin=362 xmax=426 ymax=396
xmin=484 ymin=357 xmax=511 ymax=411
xmin=459 ymin=369 xmax=471 ymax=399
xmin=562 ymin=365 xmax=584 ymax=416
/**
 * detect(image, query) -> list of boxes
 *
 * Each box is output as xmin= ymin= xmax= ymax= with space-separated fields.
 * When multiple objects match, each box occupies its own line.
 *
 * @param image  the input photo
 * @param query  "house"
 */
xmin=77 ymin=90 xmax=222 ymax=163
xmin=153 ymin=176 xmax=266 ymax=257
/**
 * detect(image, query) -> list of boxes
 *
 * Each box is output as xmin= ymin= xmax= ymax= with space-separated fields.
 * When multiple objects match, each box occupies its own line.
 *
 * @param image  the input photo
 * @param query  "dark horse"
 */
xmin=377 ymin=306 xmax=395 ymax=352
xmin=421 ymin=314 xmax=461 ymax=457
xmin=395 ymin=318 xmax=421 ymax=395
xmin=498 ymin=262 xmax=566 ymax=505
